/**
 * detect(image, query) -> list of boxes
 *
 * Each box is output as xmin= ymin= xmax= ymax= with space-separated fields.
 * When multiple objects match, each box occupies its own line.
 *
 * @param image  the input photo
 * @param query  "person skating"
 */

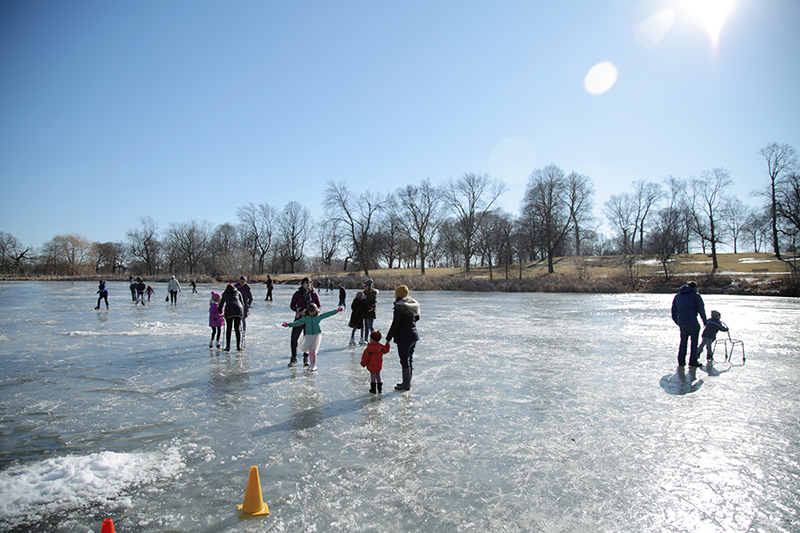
xmin=363 ymin=279 xmax=378 ymax=341
xmin=348 ymin=291 xmax=367 ymax=346
xmin=697 ymin=310 xmax=729 ymax=365
xmin=135 ymin=277 xmax=146 ymax=306
xmin=265 ymin=275 xmax=274 ymax=301
xmin=95 ymin=280 xmax=109 ymax=310
xmin=288 ymin=277 xmax=321 ymax=367
xmin=386 ymin=285 xmax=420 ymax=391
xmin=282 ymin=303 xmax=343 ymax=373
xmin=361 ymin=330 xmax=390 ymax=393
xmin=218 ymin=283 xmax=245 ymax=351
xmin=208 ymin=291 xmax=224 ymax=349
xmin=234 ymin=276 xmax=254 ymax=340
xmin=671 ymin=280 xmax=707 ymax=368
xmin=167 ymin=275 xmax=181 ymax=306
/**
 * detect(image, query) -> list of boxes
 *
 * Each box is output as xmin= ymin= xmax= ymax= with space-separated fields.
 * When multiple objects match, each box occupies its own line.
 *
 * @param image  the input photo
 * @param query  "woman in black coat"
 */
xmin=385 ymin=285 xmax=420 ymax=391
xmin=218 ymin=283 xmax=245 ymax=351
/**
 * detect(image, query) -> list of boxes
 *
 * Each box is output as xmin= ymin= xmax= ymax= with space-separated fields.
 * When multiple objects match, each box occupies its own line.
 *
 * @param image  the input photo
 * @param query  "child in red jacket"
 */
xmin=361 ymin=330 xmax=390 ymax=394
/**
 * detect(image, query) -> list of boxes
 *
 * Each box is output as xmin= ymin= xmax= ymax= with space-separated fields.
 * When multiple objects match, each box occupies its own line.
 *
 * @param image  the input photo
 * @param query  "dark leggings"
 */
xmin=169 ymin=291 xmax=178 ymax=305
xmin=210 ymin=326 xmax=221 ymax=343
xmin=96 ymin=292 xmax=108 ymax=308
xmin=225 ymin=316 xmax=241 ymax=350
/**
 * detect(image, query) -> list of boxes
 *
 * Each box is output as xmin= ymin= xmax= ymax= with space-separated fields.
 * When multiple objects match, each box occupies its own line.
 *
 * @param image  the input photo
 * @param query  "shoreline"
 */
xmin=2 ymin=272 xmax=797 ymax=297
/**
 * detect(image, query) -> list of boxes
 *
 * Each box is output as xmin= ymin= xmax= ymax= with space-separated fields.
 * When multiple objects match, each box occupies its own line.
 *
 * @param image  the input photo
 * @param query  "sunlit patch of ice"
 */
xmin=0 ymin=447 xmax=184 ymax=531
xmin=0 ymin=334 xmax=9 ymax=341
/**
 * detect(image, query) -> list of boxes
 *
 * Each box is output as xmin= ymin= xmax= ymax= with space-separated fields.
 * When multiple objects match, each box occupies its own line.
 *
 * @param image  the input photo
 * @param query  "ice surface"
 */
xmin=0 ymin=281 xmax=799 ymax=532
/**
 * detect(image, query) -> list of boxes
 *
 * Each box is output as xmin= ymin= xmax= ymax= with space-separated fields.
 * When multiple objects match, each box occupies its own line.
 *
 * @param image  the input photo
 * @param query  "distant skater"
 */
xmin=348 ymin=290 xmax=367 ymax=346
xmin=338 ymin=284 xmax=346 ymax=308
xmin=288 ymin=277 xmax=321 ymax=367
xmin=386 ymin=285 xmax=420 ymax=391
xmin=361 ymin=330 xmax=390 ymax=394
xmin=265 ymin=274 xmax=274 ymax=301
xmin=129 ymin=275 xmax=137 ymax=302
xmin=146 ymin=284 xmax=154 ymax=301
xmin=697 ymin=310 xmax=729 ymax=365
xmin=671 ymin=280 xmax=707 ymax=368
xmin=168 ymin=275 xmax=181 ymax=306
xmin=208 ymin=291 xmax=224 ymax=349
xmin=218 ymin=283 xmax=244 ymax=351
xmin=282 ymin=303 xmax=343 ymax=373
xmin=95 ymin=280 xmax=109 ymax=310
xmin=191 ymin=279 xmax=198 ymax=293
xmin=235 ymin=276 xmax=254 ymax=337
xmin=135 ymin=277 xmax=146 ymax=306
xmin=363 ymin=279 xmax=378 ymax=340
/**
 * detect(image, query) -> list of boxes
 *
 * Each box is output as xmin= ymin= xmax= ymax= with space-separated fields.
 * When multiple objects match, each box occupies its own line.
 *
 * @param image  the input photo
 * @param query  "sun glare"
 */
xmin=683 ymin=0 xmax=734 ymax=42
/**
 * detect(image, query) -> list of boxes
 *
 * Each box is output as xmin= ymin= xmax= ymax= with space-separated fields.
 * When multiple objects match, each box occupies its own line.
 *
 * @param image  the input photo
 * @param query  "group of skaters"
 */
xmin=275 ymin=277 xmax=420 ymax=392
xmin=671 ymin=280 xmax=730 ymax=368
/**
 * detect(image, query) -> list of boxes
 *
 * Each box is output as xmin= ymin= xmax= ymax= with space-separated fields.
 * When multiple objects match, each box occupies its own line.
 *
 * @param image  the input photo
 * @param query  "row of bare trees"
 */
xmin=3 ymin=143 xmax=798 ymax=278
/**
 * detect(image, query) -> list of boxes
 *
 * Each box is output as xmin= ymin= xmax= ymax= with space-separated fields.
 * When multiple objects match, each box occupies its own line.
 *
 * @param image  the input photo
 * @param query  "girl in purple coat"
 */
xmin=208 ymin=291 xmax=224 ymax=349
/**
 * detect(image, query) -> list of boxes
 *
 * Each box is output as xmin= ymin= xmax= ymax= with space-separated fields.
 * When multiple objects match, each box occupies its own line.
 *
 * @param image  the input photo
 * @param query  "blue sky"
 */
xmin=1 ymin=0 xmax=798 ymax=250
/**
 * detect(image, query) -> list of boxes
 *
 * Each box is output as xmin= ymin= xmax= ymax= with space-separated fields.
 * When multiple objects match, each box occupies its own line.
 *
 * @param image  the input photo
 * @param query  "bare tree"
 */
xmin=690 ymin=168 xmax=732 ymax=271
xmin=237 ymin=202 xmax=276 ymax=274
xmin=208 ymin=222 xmax=243 ymax=277
xmin=43 ymin=234 xmax=91 ymax=275
xmin=324 ymin=181 xmax=386 ymax=277
xmin=91 ymin=241 xmax=126 ymax=274
xmin=166 ymin=220 xmax=212 ymax=275
xmin=394 ymin=178 xmax=447 ymax=275
xmin=776 ymin=171 xmax=800 ymax=258
xmin=441 ymin=172 xmax=507 ymax=273
xmin=631 ymin=180 xmax=665 ymax=253
xmin=522 ymin=165 xmax=572 ymax=274
xmin=757 ymin=143 xmax=798 ymax=259
xmin=721 ymin=197 xmax=749 ymax=253
xmin=0 ymin=232 xmax=33 ymax=275
xmin=565 ymin=172 xmax=595 ymax=256
xmin=126 ymin=216 xmax=161 ymax=275
xmin=316 ymin=219 xmax=341 ymax=269
xmin=278 ymin=201 xmax=310 ymax=273
xmin=603 ymin=192 xmax=637 ymax=253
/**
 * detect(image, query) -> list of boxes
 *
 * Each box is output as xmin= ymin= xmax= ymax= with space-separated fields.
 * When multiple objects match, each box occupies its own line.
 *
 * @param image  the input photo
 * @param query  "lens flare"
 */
xmin=583 ymin=61 xmax=618 ymax=95
xmin=635 ymin=9 xmax=676 ymax=48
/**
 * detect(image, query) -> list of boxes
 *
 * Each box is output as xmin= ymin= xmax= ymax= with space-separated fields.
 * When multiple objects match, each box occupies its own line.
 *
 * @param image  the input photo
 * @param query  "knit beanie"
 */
xmin=370 ymin=330 xmax=382 ymax=342
xmin=395 ymin=285 xmax=409 ymax=299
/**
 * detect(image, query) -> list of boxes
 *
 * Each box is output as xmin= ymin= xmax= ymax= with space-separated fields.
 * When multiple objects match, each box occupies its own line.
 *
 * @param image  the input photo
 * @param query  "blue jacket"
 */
xmin=671 ymin=285 xmax=707 ymax=326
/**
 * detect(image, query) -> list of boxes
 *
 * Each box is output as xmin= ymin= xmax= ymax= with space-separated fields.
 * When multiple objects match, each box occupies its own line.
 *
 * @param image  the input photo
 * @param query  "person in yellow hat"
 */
xmin=386 ymin=285 xmax=420 ymax=391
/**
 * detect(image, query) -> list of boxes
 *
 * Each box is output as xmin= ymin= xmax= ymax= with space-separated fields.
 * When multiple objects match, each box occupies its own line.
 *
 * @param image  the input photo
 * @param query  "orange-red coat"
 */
xmin=361 ymin=341 xmax=390 ymax=372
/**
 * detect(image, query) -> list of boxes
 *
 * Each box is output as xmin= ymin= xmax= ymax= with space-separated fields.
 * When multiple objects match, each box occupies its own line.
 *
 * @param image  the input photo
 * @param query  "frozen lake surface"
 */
xmin=0 ymin=281 xmax=798 ymax=533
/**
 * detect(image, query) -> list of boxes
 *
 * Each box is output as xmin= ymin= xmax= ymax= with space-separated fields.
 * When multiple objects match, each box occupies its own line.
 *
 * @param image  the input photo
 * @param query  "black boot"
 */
xmin=377 ymin=382 xmax=383 ymax=393
xmin=395 ymin=368 xmax=412 ymax=391
xmin=370 ymin=382 xmax=377 ymax=394
xmin=303 ymin=353 xmax=309 ymax=367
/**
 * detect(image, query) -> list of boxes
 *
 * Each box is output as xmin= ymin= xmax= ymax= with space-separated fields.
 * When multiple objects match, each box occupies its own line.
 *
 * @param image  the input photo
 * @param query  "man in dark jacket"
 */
xmin=671 ymin=280 xmax=707 ymax=367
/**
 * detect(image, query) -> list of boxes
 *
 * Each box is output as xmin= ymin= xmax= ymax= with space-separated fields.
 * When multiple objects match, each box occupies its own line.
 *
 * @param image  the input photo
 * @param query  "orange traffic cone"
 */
xmin=237 ymin=465 xmax=270 ymax=518
xmin=100 ymin=518 xmax=116 ymax=533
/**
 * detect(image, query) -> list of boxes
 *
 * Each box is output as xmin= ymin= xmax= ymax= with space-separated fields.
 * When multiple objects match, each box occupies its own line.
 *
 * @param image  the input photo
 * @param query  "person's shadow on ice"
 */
xmin=660 ymin=367 xmax=704 ymax=395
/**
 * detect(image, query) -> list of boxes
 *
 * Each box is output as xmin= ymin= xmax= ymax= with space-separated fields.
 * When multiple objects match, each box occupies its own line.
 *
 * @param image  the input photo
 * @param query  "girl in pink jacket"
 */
xmin=208 ymin=291 xmax=224 ymax=349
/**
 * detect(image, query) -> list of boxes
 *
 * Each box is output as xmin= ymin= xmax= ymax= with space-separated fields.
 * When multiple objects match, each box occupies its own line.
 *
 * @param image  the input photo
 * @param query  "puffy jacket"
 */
xmin=235 ymin=282 xmax=253 ymax=317
xmin=386 ymin=297 xmax=420 ymax=344
xmin=701 ymin=318 xmax=728 ymax=340
xmin=363 ymin=288 xmax=378 ymax=319
xmin=671 ymin=285 xmax=707 ymax=326
xmin=349 ymin=297 xmax=367 ymax=328
xmin=219 ymin=285 xmax=244 ymax=318
xmin=361 ymin=341 xmax=390 ymax=372
xmin=209 ymin=300 xmax=224 ymax=327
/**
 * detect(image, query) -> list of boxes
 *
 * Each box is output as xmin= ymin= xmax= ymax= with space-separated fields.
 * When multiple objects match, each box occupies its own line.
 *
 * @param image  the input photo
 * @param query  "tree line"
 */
xmin=2 ymin=143 xmax=798 ymax=279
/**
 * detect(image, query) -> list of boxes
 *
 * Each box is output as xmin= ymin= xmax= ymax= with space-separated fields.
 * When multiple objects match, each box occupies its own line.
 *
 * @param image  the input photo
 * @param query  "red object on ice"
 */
xmin=101 ymin=518 xmax=116 ymax=533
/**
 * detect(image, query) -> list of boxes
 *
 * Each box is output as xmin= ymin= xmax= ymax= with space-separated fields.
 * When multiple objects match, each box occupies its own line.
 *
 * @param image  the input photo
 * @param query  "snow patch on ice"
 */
xmin=0 ymin=447 xmax=184 ymax=530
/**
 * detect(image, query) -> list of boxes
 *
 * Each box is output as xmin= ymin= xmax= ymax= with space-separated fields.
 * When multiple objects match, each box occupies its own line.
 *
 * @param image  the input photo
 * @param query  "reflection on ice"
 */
xmin=0 ymin=282 xmax=798 ymax=532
